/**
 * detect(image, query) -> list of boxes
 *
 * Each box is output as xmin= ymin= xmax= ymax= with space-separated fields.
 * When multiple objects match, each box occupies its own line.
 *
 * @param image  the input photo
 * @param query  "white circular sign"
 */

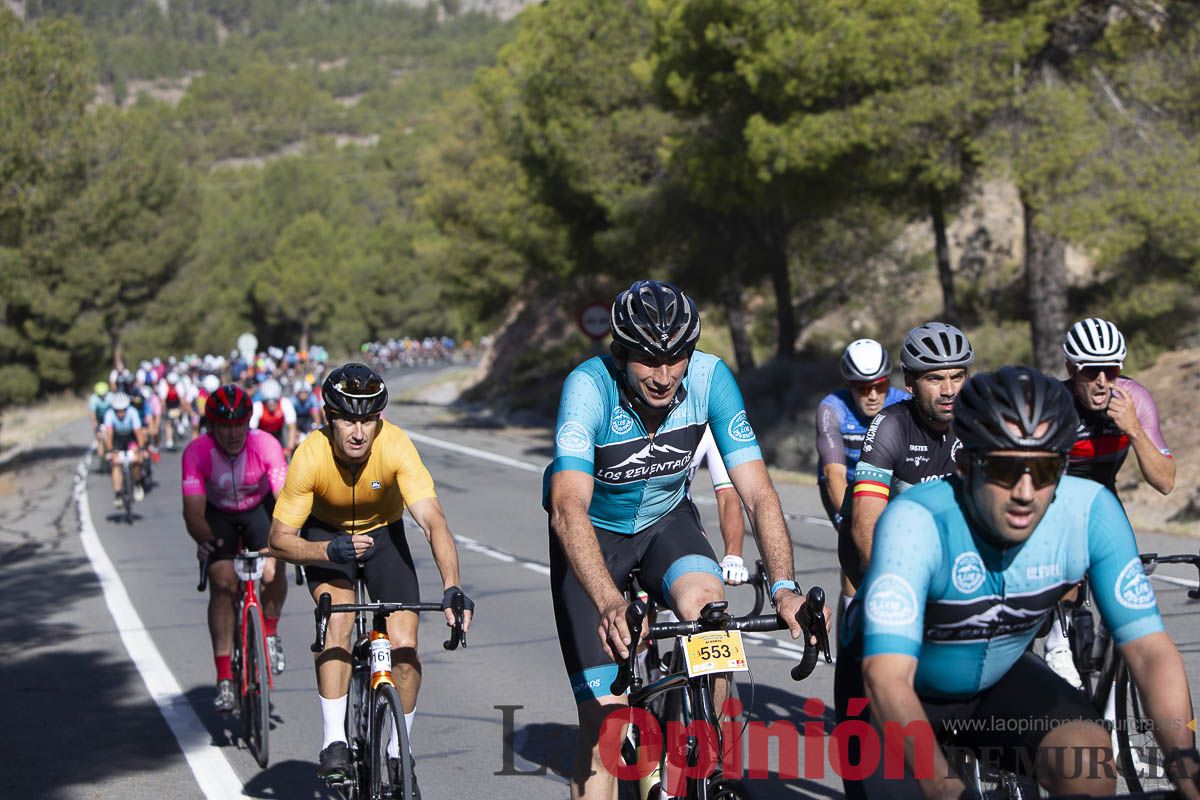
xmin=578 ymin=303 xmax=610 ymax=340
xmin=236 ymin=332 xmax=258 ymax=359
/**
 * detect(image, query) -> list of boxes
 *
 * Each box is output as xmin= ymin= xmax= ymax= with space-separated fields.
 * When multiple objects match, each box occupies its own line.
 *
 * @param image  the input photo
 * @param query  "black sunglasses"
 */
xmin=974 ymin=455 xmax=1066 ymax=490
xmin=1078 ymin=365 xmax=1120 ymax=381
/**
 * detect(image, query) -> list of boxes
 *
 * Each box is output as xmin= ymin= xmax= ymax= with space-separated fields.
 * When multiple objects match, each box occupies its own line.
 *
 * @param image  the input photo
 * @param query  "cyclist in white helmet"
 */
xmin=251 ymin=378 xmax=298 ymax=456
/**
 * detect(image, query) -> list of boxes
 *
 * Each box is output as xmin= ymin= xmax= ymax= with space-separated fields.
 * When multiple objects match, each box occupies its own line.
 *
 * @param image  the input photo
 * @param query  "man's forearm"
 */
xmin=551 ymin=506 xmax=622 ymax=610
xmin=743 ymin=486 xmax=795 ymax=587
xmin=269 ymin=524 xmax=328 ymax=565
xmin=1131 ymin=436 xmax=1175 ymax=495
xmin=426 ymin=521 xmax=463 ymax=590
xmin=1123 ymin=634 xmax=1195 ymax=755
xmin=716 ymin=490 xmax=745 ymax=557
xmin=852 ymin=498 xmax=885 ymax=566
xmin=863 ymin=669 xmax=956 ymax=797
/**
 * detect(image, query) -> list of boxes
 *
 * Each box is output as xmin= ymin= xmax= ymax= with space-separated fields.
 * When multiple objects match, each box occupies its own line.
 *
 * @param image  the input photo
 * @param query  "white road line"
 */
xmin=405 ymin=431 xmax=544 ymax=473
xmin=74 ymin=455 xmax=246 ymax=798
xmin=1153 ymin=573 xmax=1200 ymax=590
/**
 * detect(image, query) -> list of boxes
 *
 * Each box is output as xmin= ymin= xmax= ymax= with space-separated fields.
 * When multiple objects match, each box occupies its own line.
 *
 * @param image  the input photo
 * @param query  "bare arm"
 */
xmin=822 ymin=463 xmax=849 ymax=520
xmin=1110 ymin=384 xmax=1175 ymax=494
xmin=549 ymin=469 xmax=632 ymax=659
xmin=863 ymin=654 xmax=964 ymax=800
xmin=851 ymin=494 xmax=888 ymax=579
xmin=1128 ymin=430 xmax=1175 ymax=495
xmin=268 ymin=518 xmax=370 ymax=565
xmin=715 ymin=487 xmax=745 ymax=559
xmin=1120 ymin=631 xmax=1199 ymax=793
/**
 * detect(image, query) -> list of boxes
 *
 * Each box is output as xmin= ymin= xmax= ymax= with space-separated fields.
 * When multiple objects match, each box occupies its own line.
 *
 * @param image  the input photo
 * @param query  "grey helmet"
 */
xmin=840 ymin=339 xmax=891 ymax=382
xmin=1063 ymin=318 xmax=1126 ymax=367
xmin=901 ymin=322 xmax=975 ymax=371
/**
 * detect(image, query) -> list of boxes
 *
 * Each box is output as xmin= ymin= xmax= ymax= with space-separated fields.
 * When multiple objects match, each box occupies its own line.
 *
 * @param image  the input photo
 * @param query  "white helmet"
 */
xmin=840 ymin=339 xmax=891 ymax=382
xmin=110 ymin=392 xmax=131 ymax=411
xmin=202 ymin=374 xmax=221 ymax=393
xmin=166 ymin=372 xmax=179 ymax=385
xmin=260 ymin=379 xmax=282 ymax=401
xmin=1063 ymin=318 xmax=1126 ymax=366
xmin=293 ymin=380 xmax=309 ymax=395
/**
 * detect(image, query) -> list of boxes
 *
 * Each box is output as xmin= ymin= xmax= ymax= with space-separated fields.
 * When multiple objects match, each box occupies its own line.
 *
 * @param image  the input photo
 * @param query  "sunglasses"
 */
xmin=334 ymin=376 xmax=384 ymax=398
xmin=974 ymin=455 xmax=1066 ymax=490
xmin=1078 ymin=365 xmax=1120 ymax=381
xmin=851 ymin=379 xmax=890 ymax=397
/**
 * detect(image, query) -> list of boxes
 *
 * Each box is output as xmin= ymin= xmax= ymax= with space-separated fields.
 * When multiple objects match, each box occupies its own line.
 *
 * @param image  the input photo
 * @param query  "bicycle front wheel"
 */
xmin=370 ymin=684 xmax=412 ymax=800
xmin=243 ymin=606 xmax=271 ymax=768
xmin=1116 ymin=666 xmax=1169 ymax=791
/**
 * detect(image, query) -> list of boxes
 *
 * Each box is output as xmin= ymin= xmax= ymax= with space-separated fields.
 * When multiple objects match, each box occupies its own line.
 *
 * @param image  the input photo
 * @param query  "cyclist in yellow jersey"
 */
xmin=269 ymin=363 xmax=474 ymax=786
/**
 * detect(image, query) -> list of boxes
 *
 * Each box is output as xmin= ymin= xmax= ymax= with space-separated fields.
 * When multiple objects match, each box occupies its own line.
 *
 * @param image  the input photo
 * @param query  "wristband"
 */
xmin=770 ymin=579 xmax=799 ymax=597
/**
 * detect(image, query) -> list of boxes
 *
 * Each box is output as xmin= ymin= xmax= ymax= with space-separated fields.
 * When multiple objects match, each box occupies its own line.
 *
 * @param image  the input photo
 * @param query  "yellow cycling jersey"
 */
xmin=273 ymin=420 xmax=437 ymax=533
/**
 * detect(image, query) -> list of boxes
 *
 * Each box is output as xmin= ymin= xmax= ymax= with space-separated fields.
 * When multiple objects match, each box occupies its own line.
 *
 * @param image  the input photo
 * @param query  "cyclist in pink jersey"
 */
xmin=181 ymin=384 xmax=290 ymax=712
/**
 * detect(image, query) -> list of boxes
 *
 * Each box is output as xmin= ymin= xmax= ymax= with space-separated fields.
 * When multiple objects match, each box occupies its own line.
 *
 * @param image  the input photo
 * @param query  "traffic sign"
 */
xmin=236 ymin=333 xmax=258 ymax=360
xmin=577 ymin=302 xmax=610 ymax=341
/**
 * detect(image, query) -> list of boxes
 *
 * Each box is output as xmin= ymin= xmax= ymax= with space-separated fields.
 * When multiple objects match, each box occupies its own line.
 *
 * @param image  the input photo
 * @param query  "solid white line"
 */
xmin=74 ymin=456 xmax=246 ymax=798
xmin=405 ymin=430 xmax=544 ymax=474
xmin=1152 ymin=573 xmax=1200 ymax=590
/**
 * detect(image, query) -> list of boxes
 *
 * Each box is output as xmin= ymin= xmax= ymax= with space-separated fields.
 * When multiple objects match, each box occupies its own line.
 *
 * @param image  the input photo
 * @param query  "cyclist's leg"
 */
xmin=239 ymin=502 xmax=287 ymax=621
xmin=362 ymin=519 xmax=421 ymax=734
xmin=549 ymin=520 xmax=641 ymax=800
xmin=203 ymin=507 xmax=242 ymax=681
xmin=302 ymin=517 xmax=360 ymax=751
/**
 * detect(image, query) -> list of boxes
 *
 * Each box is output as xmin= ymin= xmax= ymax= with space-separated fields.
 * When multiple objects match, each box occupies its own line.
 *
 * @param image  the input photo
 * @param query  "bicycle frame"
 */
xmin=234 ymin=552 xmax=274 ymax=696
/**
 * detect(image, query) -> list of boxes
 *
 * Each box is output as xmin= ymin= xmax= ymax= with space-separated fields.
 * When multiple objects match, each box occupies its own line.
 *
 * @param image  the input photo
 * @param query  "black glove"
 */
xmin=326 ymin=534 xmax=357 ymax=564
xmin=441 ymin=586 xmax=475 ymax=614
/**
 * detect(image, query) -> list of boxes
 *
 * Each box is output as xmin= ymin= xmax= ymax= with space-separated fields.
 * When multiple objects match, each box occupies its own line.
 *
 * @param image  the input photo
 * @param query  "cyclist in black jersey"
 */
xmin=843 ymin=323 xmax=973 ymax=591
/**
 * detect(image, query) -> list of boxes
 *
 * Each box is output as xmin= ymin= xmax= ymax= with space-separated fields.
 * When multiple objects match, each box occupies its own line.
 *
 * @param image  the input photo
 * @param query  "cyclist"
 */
xmin=546 ymin=279 xmax=814 ymax=800
xmin=1044 ymin=318 xmax=1176 ymax=687
xmin=268 ymin=363 xmax=474 ymax=787
xmin=103 ymin=393 xmax=147 ymax=507
xmin=835 ymin=367 xmax=1199 ymax=800
xmin=182 ymin=385 xmax=290 ymax=710
xmin=251 ymin=379 xmax=297 ymax=456
xmin=290 ymin=380 xmax=322 ymax=440
xmin=88 ymin=381 xmax=112 ymax=461
xmin=844 ymin=322 xmax=973 ymax=591
xmin=159 ymin=371 xmax=185 ymax=450
xmin=816 ymin=339 xmax=909 ymax=603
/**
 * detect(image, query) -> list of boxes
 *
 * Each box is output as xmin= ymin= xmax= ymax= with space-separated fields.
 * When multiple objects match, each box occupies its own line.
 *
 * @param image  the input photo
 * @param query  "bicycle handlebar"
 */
xmin=197 ymin=556 xmax=209 ymax=592
xmin=1140 ymin=552 xmax=1200 ymax=600
xmin=610 ymin=585 xmax=831 ymax=696
xmin=309 ymin=591 xmax=467 ymax=653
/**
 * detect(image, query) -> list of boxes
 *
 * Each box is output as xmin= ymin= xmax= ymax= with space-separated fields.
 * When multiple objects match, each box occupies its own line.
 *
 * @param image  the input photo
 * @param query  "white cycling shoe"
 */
xmin=1044 ymin=646 xmax=1083 ymax=690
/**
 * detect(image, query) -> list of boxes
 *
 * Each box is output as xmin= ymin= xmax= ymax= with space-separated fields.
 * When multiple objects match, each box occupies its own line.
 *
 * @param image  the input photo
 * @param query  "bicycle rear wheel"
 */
xmin=242 ymin=606 xmax=271 ymax=767
xmin=1116 ymin=665 xmax=1169 ymax=791
xmin=122 ymin=465 xmax=134 ymax=523
xmin=370 ymin=684 xmax=412 ymax=800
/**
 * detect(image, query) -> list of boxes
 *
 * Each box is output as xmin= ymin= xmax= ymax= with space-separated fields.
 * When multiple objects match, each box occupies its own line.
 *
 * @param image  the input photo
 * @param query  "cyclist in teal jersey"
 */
xmin=835 ymin=367 xmax=1199 ymax=800
xmin=545 ymin=280 xmax=817 ymax=800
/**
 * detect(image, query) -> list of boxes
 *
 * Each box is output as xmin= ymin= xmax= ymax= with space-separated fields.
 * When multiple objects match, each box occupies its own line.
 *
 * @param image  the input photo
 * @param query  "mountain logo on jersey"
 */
xmin=866 ymin=574 xmax=918 ymax=626
xmin=727 ymin=410 xmax=755 ymax=443
xmin=593 ymin=422 xmax=706 ymax=484
xmin=610 ymin=408 xmax=634 ymax=435
xmin=556 ymin=420 xmax=592 ymax=453
xmin=1114 ymin=557 xmax=1156 ymax=610
xmin=925 ymin=584 xmax=1064 ymax=641
xmin=951 ymin=552 xmax=986 ymax=594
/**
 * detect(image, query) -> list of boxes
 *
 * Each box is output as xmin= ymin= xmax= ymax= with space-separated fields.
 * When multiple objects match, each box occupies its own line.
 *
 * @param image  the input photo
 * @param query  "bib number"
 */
xmin=682 ymin=630 xmax=749 ymax=677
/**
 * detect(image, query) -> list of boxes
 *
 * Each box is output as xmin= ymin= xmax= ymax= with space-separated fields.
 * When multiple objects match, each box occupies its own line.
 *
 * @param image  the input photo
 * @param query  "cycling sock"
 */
xmin=404 ymin=709 xmax=415 ymax=738
xmin=262 ymin=615 xmax=279 ymax=637
xmin=1044 ymin=617 xmax=1069 ymax=652
xmin=321 ymin=694 xmax=348 ymax=748
xmin=215 ymin=655 xmax=233 ymax=681
xmin=387 ymin=726 xmax=399 ymax=759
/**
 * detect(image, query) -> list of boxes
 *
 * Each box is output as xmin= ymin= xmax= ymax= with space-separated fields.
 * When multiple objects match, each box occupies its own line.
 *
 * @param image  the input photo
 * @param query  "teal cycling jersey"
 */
xmin=847 ymin=475 xmax=1163 ymax=699
xmin=544 ymin=351 xmax=761 ymax=534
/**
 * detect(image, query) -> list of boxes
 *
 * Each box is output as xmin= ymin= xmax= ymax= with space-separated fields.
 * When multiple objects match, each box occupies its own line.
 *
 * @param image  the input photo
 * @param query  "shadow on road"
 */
xmin=241 ymin=759 xmax=340 ymax=799
xmin=0 ymin=443 xmax=88 ymax=475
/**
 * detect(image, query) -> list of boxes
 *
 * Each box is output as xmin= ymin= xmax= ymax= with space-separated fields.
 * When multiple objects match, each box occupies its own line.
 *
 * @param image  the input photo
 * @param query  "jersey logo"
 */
xmin=556 ymin=420 xmax=592 ymax=453
xmin=610 ymin=408 xmax=634 ymax=435
xmin=593 ymin=422 xmax=705 ymax=485
xmin=866 ymin=574 xmax=918 ymax=626
xmin=951 ymin=552 xmax=985 ymax=594
xmin=1114 ymin=557 xmax=1156 ymax=610
xmin=371 ymin=480 xmax=382 ymax=490
xmin=612 ymin=442 xmax=689 ymax=470
xmin=727 ymin=410 xmax=755 ymax=443
xmin=925 ymin=584 xmax=1064 ymax=641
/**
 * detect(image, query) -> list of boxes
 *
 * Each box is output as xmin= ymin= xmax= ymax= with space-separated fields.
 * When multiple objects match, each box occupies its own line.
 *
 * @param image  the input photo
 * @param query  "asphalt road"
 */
xmin=3 ymin=363 xmax=1200 ymax=799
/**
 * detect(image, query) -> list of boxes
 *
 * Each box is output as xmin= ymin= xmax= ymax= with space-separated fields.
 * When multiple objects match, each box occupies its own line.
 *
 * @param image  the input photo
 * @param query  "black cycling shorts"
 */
xmin=549 ymin=499 xmax=723 ymax=704
xmin=834 ymin=633 xmax=1104 ymax=800
xmin=205 ymin=501 xmax=273 ymax=562
xmin=301 ymin=516 xmax=419 ymax=604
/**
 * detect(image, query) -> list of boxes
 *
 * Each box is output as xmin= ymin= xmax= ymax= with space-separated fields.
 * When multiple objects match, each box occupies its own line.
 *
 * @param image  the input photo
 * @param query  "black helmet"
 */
xmin=954 ymin=366 xmax=1078 ymax=454
xmin=610 ymin=280 xmax=701 ymax=359
xmin=322 ymin=363 xmax=388 ymax=418
xmin=901 ymin=322 xmax=975 ymax=371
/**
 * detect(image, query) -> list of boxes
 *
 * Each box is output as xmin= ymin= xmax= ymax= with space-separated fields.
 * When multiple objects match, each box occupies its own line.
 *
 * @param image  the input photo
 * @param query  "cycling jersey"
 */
xmin=103 ymin=408 xmax=142 ymax=436
xmin=845 ymin=476 xmax=1163 ymax=699
xmin=292 ymin=393 xmax=320 ymax=432
xmin=815 ymin=387 xmax=910 ymax=485
xmin=273 ymin=421 xmax=436 ymax=534
xmin=181 ymin=430 xmax=288 ymax=513
xmin=685 ymin=425 xmax=732 ymax=495
xmin=851 ymin=400 xmax=960 ymax=502
xmin=250 ymin=398 xmax=296 ymax=434
xmin=89 ymin=393 xmax=112 ymax=422
xmin=544 ymin=352 xmax=761 ymax=534
xmin=1066 ymin=376 xmax=1171 ymax=493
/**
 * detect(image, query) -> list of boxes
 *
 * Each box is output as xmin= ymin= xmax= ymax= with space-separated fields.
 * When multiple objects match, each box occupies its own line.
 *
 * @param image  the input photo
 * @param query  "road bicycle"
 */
xmin=109 ymin=448 xmax=138 ymax=524
xmin=311 ymin=583 xmax=467 ymax=800
xmin=610 ymin=572 xmax=830 ymax=800
xmin=198 ymin=550 xmax=274 ymax=767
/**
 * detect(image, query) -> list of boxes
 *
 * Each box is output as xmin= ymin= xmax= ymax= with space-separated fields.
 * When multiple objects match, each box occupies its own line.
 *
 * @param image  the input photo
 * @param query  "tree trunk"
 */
xmin=765 ymin=232 xmax=795 ymax=361
xmin=109 ymin=326 xmax=124 ymax=372
xmin=720 ymin=269 xmax=755 ymax=372
xmin=929 ymin=187 xmax=958 ymax=326
xmin=300 ymin=316 xmax=310 ymax=354
xmin=1023 ymin=197 xmax=1069 ymax=377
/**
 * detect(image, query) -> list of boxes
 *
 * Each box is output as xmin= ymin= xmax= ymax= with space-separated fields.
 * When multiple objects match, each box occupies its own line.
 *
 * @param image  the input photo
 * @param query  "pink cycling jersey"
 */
xmin=181 ymin=429 xmax=288 ymax=513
